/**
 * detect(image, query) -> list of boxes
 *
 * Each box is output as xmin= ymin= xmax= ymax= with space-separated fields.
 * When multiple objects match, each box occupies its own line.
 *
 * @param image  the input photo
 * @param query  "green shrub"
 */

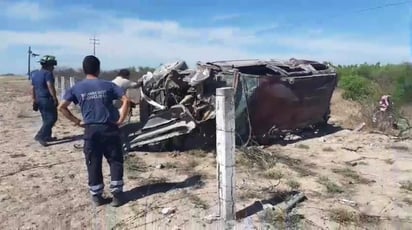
xmin=394 ymin=73 xmax=412 ymax=104
xmin=337 ymin=63 xmax=412 ymax=105
xmin=339 ymin=74 xmax=376 ymax=101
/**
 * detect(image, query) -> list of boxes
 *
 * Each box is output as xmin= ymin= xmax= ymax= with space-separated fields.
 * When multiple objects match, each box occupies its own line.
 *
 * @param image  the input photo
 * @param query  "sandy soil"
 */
xmin=1 ymin=76 xmax=411 ymax=229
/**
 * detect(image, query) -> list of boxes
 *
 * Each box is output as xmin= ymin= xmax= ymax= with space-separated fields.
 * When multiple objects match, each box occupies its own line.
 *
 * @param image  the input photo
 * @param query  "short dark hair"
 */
xmin=118 ymin=69 xmax=130 ymax=78
xmin=82 ymin=55 xmax=100 ymax=76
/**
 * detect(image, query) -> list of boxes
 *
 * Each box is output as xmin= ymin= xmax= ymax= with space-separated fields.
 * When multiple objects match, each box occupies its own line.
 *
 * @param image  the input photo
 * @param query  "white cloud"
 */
xmin=3 ymin=1 xmax=51 ymax=21
xmin=0 ymin=4 xmax=409 ymax=73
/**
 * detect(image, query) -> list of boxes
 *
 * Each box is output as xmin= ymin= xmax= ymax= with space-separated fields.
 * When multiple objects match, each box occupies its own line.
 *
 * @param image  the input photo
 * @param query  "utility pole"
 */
xmin=27 ymin=46 xmax=39 ymax=80
xmin=89 ymin=35 xmax=100 ymax=56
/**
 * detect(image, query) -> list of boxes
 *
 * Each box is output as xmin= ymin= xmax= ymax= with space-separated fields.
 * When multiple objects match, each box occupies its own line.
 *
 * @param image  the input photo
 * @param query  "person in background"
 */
xmin=58 ymin=55 xmax=130 ymax=207
xmin=31 ymin=55 xmax=59 ymax=146
xmin=112 ymin=69 xmax=141 ymax=90
xmin=112 ymin=68 xmax=142 ymax=117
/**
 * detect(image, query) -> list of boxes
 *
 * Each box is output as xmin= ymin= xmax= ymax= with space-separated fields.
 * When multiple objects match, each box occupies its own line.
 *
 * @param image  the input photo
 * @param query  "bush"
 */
xmin=339 ymin=74 xmax=376 ymax=101
xmin=337 ymin=63 xmax=412 ymax=105
xmin=394 ymin=73 xmax=412 ymax=104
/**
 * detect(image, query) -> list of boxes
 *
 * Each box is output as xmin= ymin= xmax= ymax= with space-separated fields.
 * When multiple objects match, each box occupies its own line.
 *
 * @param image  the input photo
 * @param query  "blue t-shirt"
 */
xmin=63 ymin=79 xmax=125 ymax=125
xmin=31 ymin=69 xmax=55 ymax=99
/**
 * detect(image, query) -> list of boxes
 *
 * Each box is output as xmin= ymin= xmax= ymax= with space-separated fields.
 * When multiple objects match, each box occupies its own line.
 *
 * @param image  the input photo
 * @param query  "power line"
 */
xmin=352 ymin=0 xmax=412 ymax=13
xmin=319 ymin=0 xmax=412 ymax=23
xmin=89 ymin=35 xmax=100 ymax=56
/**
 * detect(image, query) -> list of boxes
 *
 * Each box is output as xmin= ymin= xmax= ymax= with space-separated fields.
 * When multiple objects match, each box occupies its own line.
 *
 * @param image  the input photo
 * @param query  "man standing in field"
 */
xmin=112 ymin=68 xmax=142 ymax=110
xmin=112 ymin=69 xmax=141 ymax=90
xmin=58 ymin=55 xmax=130 ymax=207
xmin=31 ymin=55 xmax=59 ymax=146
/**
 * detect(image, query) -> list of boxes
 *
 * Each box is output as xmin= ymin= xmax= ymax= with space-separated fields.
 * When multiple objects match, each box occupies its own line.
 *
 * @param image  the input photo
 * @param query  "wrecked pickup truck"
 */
xmin=126 ymin=58 xmax=338 ymax=150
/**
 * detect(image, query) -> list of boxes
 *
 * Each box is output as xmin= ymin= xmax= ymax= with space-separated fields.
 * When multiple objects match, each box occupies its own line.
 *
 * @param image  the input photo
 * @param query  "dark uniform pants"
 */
xmin=35 ymin=97 xmax=58 ymax=140
xmin=83 ymin=124 xmax=124 ymax=195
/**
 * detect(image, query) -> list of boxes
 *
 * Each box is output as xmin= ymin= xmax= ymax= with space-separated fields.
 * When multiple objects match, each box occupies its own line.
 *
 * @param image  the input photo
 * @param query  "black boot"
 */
xmin=92 ymin=194 xmax=107 ymax=206
xmin=111 ymin=192 xmax=125 ymax=207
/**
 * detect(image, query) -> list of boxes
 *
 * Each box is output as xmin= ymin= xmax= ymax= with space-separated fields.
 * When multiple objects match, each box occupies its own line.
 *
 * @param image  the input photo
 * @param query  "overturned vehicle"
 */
xmin=126 ymin=58 xmax=338 ymax=150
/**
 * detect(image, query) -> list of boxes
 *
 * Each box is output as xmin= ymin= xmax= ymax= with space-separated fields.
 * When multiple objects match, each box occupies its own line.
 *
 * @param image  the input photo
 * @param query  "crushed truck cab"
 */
xmin=127 ymin=58 xmax=338 ymax=149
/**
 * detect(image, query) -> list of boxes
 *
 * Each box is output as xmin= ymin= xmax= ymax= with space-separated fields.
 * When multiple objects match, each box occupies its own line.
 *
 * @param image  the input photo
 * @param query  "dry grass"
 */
xmin=286 ymin=179 xmax=301 ymax=190
xmin=261 ymin=209 xmax=304 ymax=229
xmin=403 ymin=197 xmax=412 ymax=205
xmin=329 ymin=208 xmax=382 ymax=227
xmin=236 ymin=147 xmax=278 ymax=170
xmin=262 ymin=208 xmax=286 ymax=226
xmin=400 ymin=180 xmax=412 ymax=192
xmin=329 ymin=208 xmax=359 ymax=224
xmin=262 ymin=168 xmax=284 ymax=180
xmin=318 ymin=176 xmax=344 ymax=194
xmin=238 ymin=188 xmax=267 ymax=201
xmin=296 ymin=144 xmax=310 ymax=150
xmin=187 ymin=149 xmax=209 ymax=158
xmin=238 ymin=189 xmax=257 ymax=200
xmin=322 ymin=147 xmax=335 ymax=152
xmin=163 ymin=162 xmax=179 ymax=169
xmin=385 ymin=144 xmax=410 ymax=152
xmin=332 ymin=167 xmax=371 ymax=184
xmin=125 ymin=155 xmax=148 ymax=180
xmin=186 ymin=192 xmax=209 ymax=209
xmin=145 ymin=176 xmax=168 ymax=184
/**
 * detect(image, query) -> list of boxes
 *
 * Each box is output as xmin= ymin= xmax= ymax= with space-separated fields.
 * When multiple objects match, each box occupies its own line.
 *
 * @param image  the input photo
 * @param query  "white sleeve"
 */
xmin=126 ymin=79 xmax=138 ymax=88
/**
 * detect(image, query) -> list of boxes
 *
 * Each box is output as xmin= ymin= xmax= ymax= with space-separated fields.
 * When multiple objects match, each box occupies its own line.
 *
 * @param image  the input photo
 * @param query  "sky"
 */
xmin=0 ymin=0 xmax=411 ymax=74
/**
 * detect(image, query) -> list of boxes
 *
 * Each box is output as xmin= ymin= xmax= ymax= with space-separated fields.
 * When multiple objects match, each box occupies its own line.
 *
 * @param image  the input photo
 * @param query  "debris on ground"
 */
xmin=161 ymin=207 xmax=177 ymax=215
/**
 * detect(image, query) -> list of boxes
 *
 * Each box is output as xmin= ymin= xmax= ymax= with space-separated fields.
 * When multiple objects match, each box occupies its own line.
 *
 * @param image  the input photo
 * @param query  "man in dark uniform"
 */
xmin=58 ymin=55 xmax=130 ymax=207
xmin=31 ymin=55 xmax=59 ymax=146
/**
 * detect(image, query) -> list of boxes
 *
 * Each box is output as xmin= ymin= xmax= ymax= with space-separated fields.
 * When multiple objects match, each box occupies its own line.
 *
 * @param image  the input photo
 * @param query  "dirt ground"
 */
xmin=1 ymin=76 xmax=411 ymax=230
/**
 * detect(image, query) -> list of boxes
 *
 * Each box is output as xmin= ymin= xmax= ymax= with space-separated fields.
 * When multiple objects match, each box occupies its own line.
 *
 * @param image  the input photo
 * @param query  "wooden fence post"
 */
xmin=216 ymin=87 xmax=236 ymax=228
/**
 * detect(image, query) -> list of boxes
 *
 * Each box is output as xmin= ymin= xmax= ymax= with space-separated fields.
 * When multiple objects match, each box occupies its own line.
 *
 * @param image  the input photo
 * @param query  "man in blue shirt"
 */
xmin=31 ymin=55 xmax=59 ymax=146
xmin=58 ymin=55 xmax=130 ymax=207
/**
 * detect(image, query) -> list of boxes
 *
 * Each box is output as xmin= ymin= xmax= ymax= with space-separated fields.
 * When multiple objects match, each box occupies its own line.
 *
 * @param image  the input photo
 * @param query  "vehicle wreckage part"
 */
xmin=135 ymin=58 xmax=338 ymax=146
xmin=140 ymin=88 xmax=166 ymax=110
xmin=129 ymin=104 xmax=196 ymax=147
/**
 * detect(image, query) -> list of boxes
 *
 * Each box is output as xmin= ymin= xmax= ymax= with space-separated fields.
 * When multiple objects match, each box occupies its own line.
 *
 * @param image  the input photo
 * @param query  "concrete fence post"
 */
xmin=69 ymin=76 xmax=75 ymax=88
xmin=216 ymin=87 xmax=236 ymax=228
xmin=54 ymin=76 xmax=59 ymax=91
xmin=60 ymin=76 xmax=66 ymax=99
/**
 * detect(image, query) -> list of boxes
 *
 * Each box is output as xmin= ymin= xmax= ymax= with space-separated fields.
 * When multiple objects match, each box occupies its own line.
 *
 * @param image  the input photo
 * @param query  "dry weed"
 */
xmin=124 ymin=155 xmax=149 ymax=180
xmin=236 ymin=147 xmax=277 ymax=170
xmin=322 ymin=147 xmax=335 ymax=152
xmin=403 ymin=197 xmax=412 ymax=205
xmin=187 ymin=149 xmax=209 ymax=158
xmin=318 ymin=176 xmax=344 ymax=194
xmin=145 ymin=176 xmax=168 ymax=184
xmin=286 ymin=179 xmax=301 ymax=190
xmin=400 ymin=180 xmax=412 ymax=192
xmin=296 ymin=144 xmax=310 ymax=150
xmin=386 ymin=144 xmax=410 ymax=152
xmin=332 ymin=168 xmax=372 ymax=184
xmin=329 ymin=208 xmax=359 ymax=224
xmin=187 ymin=193 xmax=209 ymax=209
xmin=263 ymin=168 xmax=284 ymax=180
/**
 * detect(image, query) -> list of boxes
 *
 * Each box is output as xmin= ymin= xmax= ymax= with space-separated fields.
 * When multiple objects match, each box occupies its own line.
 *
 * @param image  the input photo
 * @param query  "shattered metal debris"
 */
xmin=161 ymin=207 xmax=177 ymax=215
xmin=129 ymin=58 xmax=338 ymax=148
xmin=155 ymin=164 xmax=165 ymax=169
